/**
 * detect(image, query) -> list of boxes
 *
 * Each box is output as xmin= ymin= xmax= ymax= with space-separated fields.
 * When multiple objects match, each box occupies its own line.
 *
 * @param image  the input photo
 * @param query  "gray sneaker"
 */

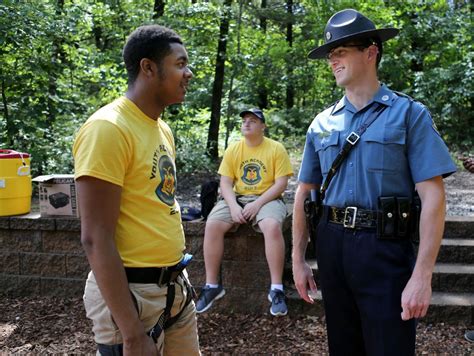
xmin=268 ymin=289 xmax=288 ymax=316
xmin=196 ymin=285 xmax=225 ymax=313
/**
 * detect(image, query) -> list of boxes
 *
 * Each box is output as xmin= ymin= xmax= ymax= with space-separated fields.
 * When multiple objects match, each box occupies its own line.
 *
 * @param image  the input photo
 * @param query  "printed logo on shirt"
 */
xmin=150 ymin=145 xmax=171 ymax=180
xmin=241 ymin=163 xmax=262 ymax=185
xmin=155 ymin=155 xmax=176 ymax=206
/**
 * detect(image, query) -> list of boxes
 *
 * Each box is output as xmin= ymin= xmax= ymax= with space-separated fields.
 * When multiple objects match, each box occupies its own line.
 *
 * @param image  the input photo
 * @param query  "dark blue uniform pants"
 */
xmin=315 ymin=215 xmax=416 ymax=356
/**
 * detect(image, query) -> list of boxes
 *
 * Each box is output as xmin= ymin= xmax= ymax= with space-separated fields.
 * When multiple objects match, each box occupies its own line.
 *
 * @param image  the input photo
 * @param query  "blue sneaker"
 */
xmin=196 ymin=285 xmax=225 ymax=313
xmin=465 ymin=330 xmax=474 ymax=343
xmin=268 ymin=289 xmax=288 ymax=316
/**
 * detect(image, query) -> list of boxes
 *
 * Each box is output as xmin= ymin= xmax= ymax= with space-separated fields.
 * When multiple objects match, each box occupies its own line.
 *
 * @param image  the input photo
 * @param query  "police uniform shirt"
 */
xmin=298 ymin=84 xmax=457 ymax=210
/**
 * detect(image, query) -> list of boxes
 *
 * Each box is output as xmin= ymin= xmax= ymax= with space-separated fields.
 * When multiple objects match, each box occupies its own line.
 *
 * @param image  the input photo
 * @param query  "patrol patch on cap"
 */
xmin=326 ymin=31 xmax=332 ymax=40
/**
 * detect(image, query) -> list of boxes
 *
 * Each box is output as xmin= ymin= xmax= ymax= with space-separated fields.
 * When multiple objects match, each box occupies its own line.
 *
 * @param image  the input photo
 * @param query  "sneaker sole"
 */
xmin=268 ymin=293 xmax=288 ymax=317
xmin=270 ymin=309 xmax=288 ymax=317
xmin=196 ymin=289 xmax=226 ymax=314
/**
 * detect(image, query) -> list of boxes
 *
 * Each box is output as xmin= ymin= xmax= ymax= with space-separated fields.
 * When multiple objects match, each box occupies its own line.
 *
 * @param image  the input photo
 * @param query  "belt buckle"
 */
xmin=343 ymin=206 xmax=358 ymax=228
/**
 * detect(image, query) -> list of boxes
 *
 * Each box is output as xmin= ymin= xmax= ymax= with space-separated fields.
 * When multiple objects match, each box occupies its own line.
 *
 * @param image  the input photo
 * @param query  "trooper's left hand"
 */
xmin=401 ymin=274 xmax=432 ymax=320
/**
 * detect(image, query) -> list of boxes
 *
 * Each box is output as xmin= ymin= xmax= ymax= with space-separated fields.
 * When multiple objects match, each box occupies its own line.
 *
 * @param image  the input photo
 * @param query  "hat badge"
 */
xmin=326 ymin=31 xmax=332 ymax=40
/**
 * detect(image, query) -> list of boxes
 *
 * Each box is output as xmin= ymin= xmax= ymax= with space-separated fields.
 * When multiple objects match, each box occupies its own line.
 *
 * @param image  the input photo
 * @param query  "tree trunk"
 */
xmin=285 ymin=0 xmax=294 ymax=110
xmin=153 ymin=0 xmax=165 ymax=19
xmin=224 ymin=0 xmax=243 ymax=149
xmin=207 ymin=0 xmax=232 ymax=159
xmin=257 ymin=0 xmax=268 ymax=109
xmin=47 ymin=0 xmax=65 ymax=126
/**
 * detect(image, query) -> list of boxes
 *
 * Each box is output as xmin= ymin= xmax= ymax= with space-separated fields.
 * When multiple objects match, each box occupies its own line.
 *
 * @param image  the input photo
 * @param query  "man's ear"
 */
xmin=139 ymin=58 xmax=156 ymax=78
xmin=367 ymin=45 xmax=379 ymax=62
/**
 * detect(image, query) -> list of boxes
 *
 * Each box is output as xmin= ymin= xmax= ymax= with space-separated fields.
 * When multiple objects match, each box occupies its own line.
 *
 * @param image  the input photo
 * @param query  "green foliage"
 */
xmin=381 ymin=0 xmax=473 ymax=151
xmin=169 ymin=107 xmax=217 ymax=174
xmin=0 ymin=0 xmax=471 ymax=177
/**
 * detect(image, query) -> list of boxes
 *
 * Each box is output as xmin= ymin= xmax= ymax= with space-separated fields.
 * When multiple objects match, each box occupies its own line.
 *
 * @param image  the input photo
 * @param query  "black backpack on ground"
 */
xmin=200 ymin=180 xmax=219 ymax=220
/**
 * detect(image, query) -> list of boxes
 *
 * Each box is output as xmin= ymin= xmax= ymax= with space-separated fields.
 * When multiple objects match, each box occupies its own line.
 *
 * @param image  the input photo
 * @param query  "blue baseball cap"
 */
xmin=239 ymin=108 xmax=265 ymax=123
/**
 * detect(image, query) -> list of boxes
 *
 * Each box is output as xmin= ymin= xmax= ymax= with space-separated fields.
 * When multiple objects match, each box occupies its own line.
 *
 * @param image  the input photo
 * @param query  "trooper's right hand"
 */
xmin=292 ymin=260 xmax=318 ymax=304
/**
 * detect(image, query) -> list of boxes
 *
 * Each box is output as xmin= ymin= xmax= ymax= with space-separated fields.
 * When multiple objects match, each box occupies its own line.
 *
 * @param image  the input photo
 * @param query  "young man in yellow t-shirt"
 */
xmin=73 ymin=25 xmax=199 ymax=355
xmin=195 ymin=108 xmax=293 ymax=316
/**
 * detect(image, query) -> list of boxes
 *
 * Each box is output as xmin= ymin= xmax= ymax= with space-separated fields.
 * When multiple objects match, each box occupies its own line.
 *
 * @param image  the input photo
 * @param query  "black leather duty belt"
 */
xmin=327 ymin=206 xmax=378 ymax=229
xmin=125 ymin=266 xmax=177 ymax=285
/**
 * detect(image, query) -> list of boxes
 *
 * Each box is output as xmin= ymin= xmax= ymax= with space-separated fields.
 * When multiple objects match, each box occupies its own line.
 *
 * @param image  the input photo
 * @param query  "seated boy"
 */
xmin=196 ymin=108 xmax=293 ymax=316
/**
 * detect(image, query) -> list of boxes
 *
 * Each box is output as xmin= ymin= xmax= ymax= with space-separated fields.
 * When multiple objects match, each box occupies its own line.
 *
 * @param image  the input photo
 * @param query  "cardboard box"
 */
xmin=32 ymin=174 xmax=79 ymax=217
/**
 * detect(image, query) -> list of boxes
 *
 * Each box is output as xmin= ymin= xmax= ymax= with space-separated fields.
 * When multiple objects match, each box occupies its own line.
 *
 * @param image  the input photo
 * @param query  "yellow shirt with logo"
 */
xmin=73 ymin=97 xmax=183 ymax=267
xmin=218 ymin=137 xmax=293 ymax=195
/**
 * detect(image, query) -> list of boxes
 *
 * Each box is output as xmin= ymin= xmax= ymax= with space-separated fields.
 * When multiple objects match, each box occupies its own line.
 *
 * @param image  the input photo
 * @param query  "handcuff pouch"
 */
xmin=396 ymin=197 xmax=410 ymax=237
xmin=377 ymin=197 xmax=396 ymax=239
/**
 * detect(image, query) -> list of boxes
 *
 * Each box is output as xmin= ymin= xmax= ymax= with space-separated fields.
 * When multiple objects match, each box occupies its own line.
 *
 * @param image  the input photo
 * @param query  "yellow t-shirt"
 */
xmin=218 ymin=137 xmax=293 ymax=195
xmin=73 ymin=97 xmax=184 ymax=267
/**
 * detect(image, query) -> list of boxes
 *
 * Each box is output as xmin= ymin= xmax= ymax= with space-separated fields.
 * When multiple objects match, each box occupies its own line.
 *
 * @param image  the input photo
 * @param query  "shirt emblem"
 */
xmin=155 ymin=155 xmax=176 ymax=206
xmin=241 ymin=163 xmax=262 ymax=185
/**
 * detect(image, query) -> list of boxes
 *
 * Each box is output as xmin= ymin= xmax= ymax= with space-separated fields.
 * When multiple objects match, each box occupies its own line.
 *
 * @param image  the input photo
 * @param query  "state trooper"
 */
xmin=292 ymin=9 xmax=457 ymax=355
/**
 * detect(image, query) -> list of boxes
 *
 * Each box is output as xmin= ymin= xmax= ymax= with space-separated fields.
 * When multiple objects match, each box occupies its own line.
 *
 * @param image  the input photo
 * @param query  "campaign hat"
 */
xmin=308 ymin=9 xmax=399 ymax=59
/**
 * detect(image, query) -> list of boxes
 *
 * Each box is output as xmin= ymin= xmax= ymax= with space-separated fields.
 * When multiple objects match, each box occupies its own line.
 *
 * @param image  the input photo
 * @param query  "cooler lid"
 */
xmin=0 ymin=149 xmax=30 ymax=159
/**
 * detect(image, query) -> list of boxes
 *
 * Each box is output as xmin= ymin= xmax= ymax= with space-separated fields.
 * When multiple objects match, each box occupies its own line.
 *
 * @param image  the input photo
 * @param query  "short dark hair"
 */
xmin=123 ymin=25 xmax=183 ymax=85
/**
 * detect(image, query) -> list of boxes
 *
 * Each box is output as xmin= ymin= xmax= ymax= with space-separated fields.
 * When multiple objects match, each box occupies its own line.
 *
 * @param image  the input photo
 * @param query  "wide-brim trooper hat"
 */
xmin=308 ymin=9 xmax=399 ymax=59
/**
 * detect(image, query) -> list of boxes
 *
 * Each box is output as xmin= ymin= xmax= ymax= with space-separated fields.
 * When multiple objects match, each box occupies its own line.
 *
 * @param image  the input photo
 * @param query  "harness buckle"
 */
xmin=343 ymin=206 xmax=358 ymax=228
xmin=346 ymin=132 xmax=360 ymax=145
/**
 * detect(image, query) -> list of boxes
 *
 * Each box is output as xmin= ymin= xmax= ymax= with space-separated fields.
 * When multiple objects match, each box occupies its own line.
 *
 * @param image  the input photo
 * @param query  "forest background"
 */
xmin=1 ymin=0 xmax=472 ymax=177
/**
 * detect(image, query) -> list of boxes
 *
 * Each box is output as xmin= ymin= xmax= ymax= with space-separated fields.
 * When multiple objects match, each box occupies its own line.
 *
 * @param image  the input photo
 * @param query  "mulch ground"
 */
xmin=1 ymin=297 xmax=472 ymax=355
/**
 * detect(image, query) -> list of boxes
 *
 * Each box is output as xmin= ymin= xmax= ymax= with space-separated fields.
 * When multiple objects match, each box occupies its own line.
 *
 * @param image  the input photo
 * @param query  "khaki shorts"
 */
xmin=83 ymin=270 xmax=200 ymax=355
xmin=207 ymin=195 xmax=287 ymax=233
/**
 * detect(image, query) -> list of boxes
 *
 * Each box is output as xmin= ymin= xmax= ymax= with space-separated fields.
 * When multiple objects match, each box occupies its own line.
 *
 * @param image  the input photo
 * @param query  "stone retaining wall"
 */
xmin=3 ymin=213 xmax=471 ymax=318
xmin=0 ymin=213 xmax=292 ymax=309
xmin=0 ymin=215 xmax=86 ymax=297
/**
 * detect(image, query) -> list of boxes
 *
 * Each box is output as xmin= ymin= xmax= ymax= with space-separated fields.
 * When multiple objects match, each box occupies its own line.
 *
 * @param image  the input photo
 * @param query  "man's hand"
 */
xmin=229 ymin=204 xmax=246 ymax=224
xmin=400 ymin=274 xmax=432 ymax=320
xmin=292 ymin=260 xmax=318 ymax=304
xmin=401 ymin=176 xmax=445 ymax=321
xmin=242 ymin=200 xmax=262 ymax=221
xmin=461 ymin=157 xmax=474 ymax=173
xmin=123 ymin=333 xmax=158 ymax=356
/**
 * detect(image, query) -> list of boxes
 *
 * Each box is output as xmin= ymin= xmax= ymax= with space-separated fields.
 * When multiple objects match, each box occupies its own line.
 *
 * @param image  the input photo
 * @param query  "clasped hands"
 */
xmin=230 ymin=200 xmax=262 ymax=224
